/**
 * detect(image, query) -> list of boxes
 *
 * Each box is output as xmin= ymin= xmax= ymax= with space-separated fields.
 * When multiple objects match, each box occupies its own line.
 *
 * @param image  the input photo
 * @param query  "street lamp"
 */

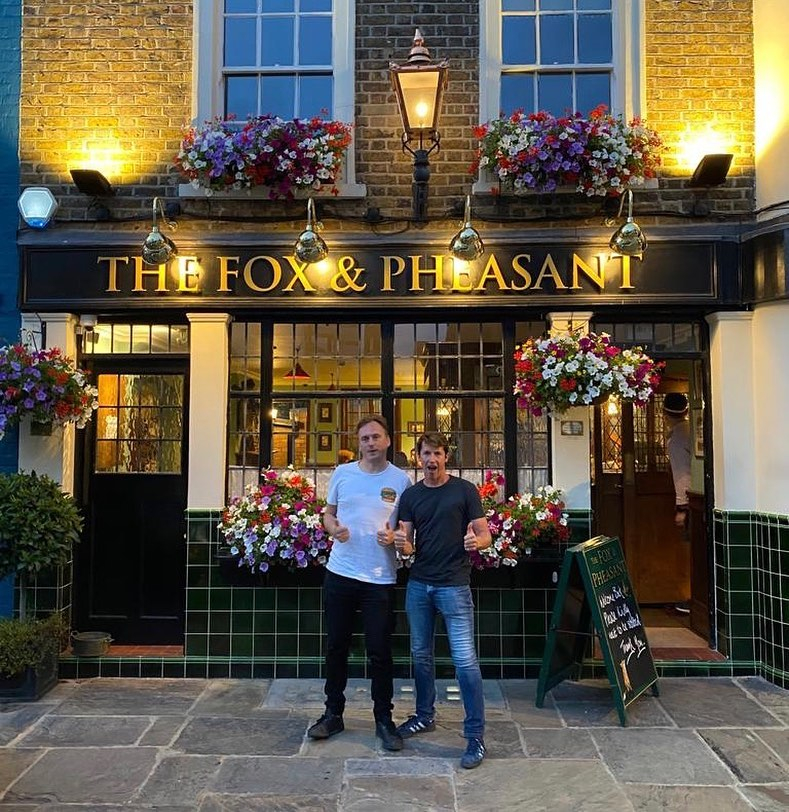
xmin=389 ymin=29 xmax=448 ymax=223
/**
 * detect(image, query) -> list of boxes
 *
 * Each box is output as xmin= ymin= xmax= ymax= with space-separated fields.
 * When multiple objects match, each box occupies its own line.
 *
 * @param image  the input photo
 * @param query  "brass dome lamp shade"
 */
xmin=141 ymin=197 xmax=178 ymax=265
xmin=609 ymin=188 xmax=646 ymax=259
xmin=449 ymin=195 xmax=484 ymax=261
xmin=293 ymin=197 xmax=328 ymax=264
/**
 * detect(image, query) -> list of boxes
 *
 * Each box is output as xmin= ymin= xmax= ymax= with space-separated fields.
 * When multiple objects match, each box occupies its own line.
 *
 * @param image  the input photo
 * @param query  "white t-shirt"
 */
xmin=326 ymin=461 xmax=412 ymax=584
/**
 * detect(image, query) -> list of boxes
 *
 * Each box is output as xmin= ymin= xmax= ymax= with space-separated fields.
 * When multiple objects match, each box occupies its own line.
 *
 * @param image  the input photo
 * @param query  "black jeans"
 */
xmin=322 ymin=570 xmax=396 ymax=722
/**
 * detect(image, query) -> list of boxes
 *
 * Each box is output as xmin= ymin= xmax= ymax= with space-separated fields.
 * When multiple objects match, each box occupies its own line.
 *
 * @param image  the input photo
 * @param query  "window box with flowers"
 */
xmin=175 ymin=115 xmax=364 ymax=200
xmin=514 ymin=332 xmax=663 ymax=417
xmin=471 ymin=105 xmax=662 ymax=198
xmin=216 ymin=468 xmax=331 ymax=587
xmin=0 ymin=344 xmax=99 ymax=441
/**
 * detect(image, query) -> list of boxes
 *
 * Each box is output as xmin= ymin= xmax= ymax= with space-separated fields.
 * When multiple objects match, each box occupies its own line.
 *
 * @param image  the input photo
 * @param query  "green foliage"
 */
xmin=0 ymin=614 xmax=65 ymax=677
xmin=0 ymin=471 xmax=83 ymax=580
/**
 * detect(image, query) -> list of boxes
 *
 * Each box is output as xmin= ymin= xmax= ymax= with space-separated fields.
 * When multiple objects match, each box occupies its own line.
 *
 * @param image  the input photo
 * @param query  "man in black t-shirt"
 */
xmin=393 ymin=432 xmax=491 ymax=769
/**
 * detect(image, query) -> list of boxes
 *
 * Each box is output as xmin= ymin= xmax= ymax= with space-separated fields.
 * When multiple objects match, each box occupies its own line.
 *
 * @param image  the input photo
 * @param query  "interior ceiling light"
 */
xmin=283 ymin=347 xmax=311 ymax=380
xmin=688 ymin=153 xmax=733 ymax=187
xmin=141 ymin=197 xmax=178 ymax=265
xmin=609 ymin=189 xmax=647 ymax=259
xmin=17 ymin=187 xmax=59 ymax=229
xmin=293 ymin=198 xmax=328 ymax=264
xmin=69 ymin=169 xmax=115 ymax=197
xmin=449 ymin=194 xmax=484 ymax=261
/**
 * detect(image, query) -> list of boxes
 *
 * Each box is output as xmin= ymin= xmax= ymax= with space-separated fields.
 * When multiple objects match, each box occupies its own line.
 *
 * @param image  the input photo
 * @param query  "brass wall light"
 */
xmin=609 ymin=189 xmax=647 ymax=259
xmin=449 ymin=195 xmax=484 ymax=261
xmin=18 ymin=187 xmax=58 ymax=229
xmin=688 ymin=153 xmax=733 ymax=187
xmin=141 ymin=197 xmax=178 ymax=265
xmin=293 ymin=197 xmax=328 ymax=264
xmin=389 ymin=29 xmax=449 ymax=223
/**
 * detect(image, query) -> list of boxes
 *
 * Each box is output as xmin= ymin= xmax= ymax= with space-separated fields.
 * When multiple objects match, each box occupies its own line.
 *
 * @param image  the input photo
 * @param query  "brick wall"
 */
xmin=18 ymin=1 xmax=756 ymax=227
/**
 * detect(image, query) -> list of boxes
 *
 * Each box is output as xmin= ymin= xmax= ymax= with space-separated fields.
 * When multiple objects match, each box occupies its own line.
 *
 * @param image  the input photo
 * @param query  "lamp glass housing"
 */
xmin=18 ymin=187 xmax=58 ymax=229
xmin=391 ymin=64 xmax=447 ymax=135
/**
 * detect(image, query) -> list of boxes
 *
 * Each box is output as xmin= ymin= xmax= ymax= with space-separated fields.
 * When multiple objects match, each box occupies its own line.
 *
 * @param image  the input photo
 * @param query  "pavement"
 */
xmin=1 ymin=676 xmax=789 ymax=810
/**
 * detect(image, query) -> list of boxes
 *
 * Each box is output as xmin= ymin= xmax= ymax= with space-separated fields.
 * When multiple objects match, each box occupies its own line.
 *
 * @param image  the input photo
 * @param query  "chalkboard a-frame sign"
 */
xmin=535 ymin=535 xmax=659 ymax=726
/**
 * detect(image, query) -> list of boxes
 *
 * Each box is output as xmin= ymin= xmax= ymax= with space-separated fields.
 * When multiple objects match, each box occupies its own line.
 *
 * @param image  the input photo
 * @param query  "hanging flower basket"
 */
xmin=469 ymin=472 xmax=571 ymax=570
xmin=217 ymin=468 xmax=331 ymax=574
xmin=0 ymin=344 xmax=99 ymax=441
xmin=175 ymin=115 xmax=353 ymax=198
xmin=514 ymin=332 xmax=663 ymax=417
xmin=471 ymin=105 xmax=662 ymax=197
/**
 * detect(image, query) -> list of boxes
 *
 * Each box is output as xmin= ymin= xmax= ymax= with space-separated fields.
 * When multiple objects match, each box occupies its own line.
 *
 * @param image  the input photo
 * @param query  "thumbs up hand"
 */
xmin=393 ymin=520 xmax=412 ymax=554
xmin=463 ymin=522 xmax=479 ymax=552
xmin=376 ymin=524 xmax=394 ymax=547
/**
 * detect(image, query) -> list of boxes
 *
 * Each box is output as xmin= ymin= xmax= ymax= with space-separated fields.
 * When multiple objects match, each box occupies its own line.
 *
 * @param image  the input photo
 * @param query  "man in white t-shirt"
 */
xmin=307 ymin=415 xmax=411 ymax=751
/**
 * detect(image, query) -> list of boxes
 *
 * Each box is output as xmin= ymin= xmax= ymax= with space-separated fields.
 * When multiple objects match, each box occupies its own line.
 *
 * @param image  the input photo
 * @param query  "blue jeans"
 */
xmin=405 ymin=578 xmax=485 ymax=739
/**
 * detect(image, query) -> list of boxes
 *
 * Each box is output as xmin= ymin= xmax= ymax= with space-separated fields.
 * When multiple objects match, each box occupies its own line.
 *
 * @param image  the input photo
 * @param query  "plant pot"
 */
xmin=0 ymin=649 xmax=59 ymax=702
xmin=71 ymin=631 xmax=113 ymax=657
xmin=30 ymin=420 xmax=53 ymax=436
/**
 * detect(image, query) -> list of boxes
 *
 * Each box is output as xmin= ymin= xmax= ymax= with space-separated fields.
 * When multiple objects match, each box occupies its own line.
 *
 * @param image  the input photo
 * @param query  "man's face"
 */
xmin=418 ymin=442 xmax=447 ymax=478
xmin=357 ymin=421 xmax=390 ymax=459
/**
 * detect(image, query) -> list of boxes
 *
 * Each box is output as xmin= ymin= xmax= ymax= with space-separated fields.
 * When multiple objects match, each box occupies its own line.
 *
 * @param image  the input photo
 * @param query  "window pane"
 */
xmin=537 ymin=73 xmax=573 ymax=115
xmin=299 ymin=16 xmax=332 ymax=65
xmin=542 ymin=0 xmax=572 ymax=9
xmin=579 ymin=0 xmax=610 ymax=8
xmin=501 ymin=73 xmax=534 ymax=115
xmin=540 ymin=15 xmax=573 ymax=64
xmin=224 ymin=18 xmax=257 ymax=67
xmin=226 ymin=75 xmax=258 ymax=119
xmin=226 ymin=0 xmax=257 ymax=14
xmin=302 ymin=0 xmax=331 ymax=10
xmin=503 ymin=0 xmax=534 ymax=9
xmin=261 ymin=74 xmax=295 ymax=117
xmin=578 ymin=14 xmax=612 ymax=63
xmin=576 ymin=73 xmax=610 ymax=113
xmin=503 ymin=17 xmax=536 ymax=64
xmin=299 ymin=75 xmax=333 ymax=117
xmin=261 ymin=17 xmax=294 ymax=65
xmin=262 ymin=0 xmax=293 ymax=10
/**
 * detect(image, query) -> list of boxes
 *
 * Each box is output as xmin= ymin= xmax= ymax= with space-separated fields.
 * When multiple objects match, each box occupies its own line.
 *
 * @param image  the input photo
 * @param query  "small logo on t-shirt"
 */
xmin=380 ymin=487 xmax=397 ymax=504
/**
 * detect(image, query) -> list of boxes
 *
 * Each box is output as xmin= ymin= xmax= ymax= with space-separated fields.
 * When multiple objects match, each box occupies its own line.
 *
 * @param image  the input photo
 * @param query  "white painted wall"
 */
xmin=186 ymin=313 xmax=231 ymax=509
xmin=754 ymin=0 xmax=789 ymax=215
xmin=752 ymin=300 xmax=789 ymax=513
xmin=706 ymin=311 xmax=757 ymax=511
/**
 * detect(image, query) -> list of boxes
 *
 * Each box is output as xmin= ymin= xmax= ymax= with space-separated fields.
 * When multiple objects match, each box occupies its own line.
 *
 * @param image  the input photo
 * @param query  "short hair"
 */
xmin=356 ymin=414 xmax=389 ymax=435
xmin=416 ymin=431 xmax=449 ymax=454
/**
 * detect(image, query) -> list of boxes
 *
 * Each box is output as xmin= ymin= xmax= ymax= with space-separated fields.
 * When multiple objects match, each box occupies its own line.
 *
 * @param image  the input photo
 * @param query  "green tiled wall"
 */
xmin=178 ymin=509 xmax=595 ymax=679
xmin=713 ymin=509 xmax=789 ymax=688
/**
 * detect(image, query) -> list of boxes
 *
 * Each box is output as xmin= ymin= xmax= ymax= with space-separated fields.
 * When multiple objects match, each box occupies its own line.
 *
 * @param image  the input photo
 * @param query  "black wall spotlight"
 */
xmin=688 ymin=154 xmax=733 ymax=187
xmin=69 ymin=169 xmax=115 ymax=197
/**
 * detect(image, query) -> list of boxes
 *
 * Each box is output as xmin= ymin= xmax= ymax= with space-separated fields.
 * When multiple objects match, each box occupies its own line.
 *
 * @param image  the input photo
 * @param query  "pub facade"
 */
xmin=9 ymin=1 xmax=789 ymax=687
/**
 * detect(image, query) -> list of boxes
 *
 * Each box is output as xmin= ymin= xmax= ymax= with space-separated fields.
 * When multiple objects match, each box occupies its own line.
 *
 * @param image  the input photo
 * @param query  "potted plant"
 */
xmin=217 ymin=467 xmax=331 ymax=585
xmin=471 ymin=105 xmax=662 ymax=197
xmin=0 ymin=343 xmax=99 ymax=440
xmin=513 ymin=331 xmax=663 ymax=416
xmin=175 ymin=115 xmax=353 ymax=198
xmin=0 ymin=471 xmax=83 ymax=700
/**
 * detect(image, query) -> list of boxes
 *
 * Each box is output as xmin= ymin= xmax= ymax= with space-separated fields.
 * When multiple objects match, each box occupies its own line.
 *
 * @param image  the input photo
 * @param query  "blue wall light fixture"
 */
xmin=17 ymin=187 xmax=59 ymax=229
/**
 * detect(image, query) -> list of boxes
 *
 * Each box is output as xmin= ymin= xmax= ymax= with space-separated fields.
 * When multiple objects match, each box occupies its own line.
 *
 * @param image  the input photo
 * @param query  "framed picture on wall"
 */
xmin=318 ymin=402 xmax=333 ymax=422
xmin=318 ymin=433 xmax=333 ymax=452
xmin=407 ymin=421 xmax=424 ymax=435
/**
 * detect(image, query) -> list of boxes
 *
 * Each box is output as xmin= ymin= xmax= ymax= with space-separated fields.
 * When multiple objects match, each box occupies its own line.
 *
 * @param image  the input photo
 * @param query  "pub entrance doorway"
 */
xmin=75 ymin=356 xmax=189 ymax=644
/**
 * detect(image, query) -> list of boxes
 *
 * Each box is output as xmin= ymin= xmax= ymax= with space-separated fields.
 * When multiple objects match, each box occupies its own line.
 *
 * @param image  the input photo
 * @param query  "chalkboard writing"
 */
xmin=536 ymin=535 xmax=658 ymax=725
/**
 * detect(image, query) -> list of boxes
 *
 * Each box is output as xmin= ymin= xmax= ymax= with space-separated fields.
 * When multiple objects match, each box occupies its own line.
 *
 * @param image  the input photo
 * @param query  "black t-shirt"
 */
xmin=398 ymin=476 xmax=485 ymax=586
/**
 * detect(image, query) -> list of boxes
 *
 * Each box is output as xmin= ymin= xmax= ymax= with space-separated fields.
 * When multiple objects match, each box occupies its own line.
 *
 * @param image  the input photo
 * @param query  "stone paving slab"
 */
xmin=1 ymin=676 xmax=789 ymax=810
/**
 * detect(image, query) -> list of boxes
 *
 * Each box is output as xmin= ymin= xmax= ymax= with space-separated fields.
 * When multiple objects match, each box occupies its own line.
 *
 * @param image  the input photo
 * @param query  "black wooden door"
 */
xmin=75 ymin=362 xmax=188 ymax=644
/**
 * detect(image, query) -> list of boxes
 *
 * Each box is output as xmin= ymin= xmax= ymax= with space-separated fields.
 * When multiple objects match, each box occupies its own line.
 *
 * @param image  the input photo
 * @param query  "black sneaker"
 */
xmin=460 ymin=737 xmax=486 ymax=769
xmin=307 ymin=712 xmax=344 ymax=739
xmin=375 ymin=719 xmax=403 ymax=751
xmin=396 ymin=715 xmax=436 ymax=738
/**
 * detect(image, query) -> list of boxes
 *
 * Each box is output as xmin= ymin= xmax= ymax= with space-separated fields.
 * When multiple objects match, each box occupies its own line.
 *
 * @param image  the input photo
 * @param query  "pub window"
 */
xmin=590 ymin=322 xmax=702 ymax=353
xmin=82 ymin=323 xmax=189 ymax=355
xmin=480 ymin=1 xmax=642 ymax=122
xmin=192 ymin=0 xmax=360 ymax=192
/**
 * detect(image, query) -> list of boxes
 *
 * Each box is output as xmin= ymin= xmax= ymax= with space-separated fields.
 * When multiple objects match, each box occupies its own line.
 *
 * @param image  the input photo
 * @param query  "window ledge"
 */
xmin=177 ymin=182 xmax=368 ymax=200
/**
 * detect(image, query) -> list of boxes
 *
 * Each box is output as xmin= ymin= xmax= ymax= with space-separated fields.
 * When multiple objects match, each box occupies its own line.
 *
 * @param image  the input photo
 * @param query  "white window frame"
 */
xmin=477 ymin=0 xmax=646 ymax=191
xmin=182 ymin=0 xmax=365 ymax=199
